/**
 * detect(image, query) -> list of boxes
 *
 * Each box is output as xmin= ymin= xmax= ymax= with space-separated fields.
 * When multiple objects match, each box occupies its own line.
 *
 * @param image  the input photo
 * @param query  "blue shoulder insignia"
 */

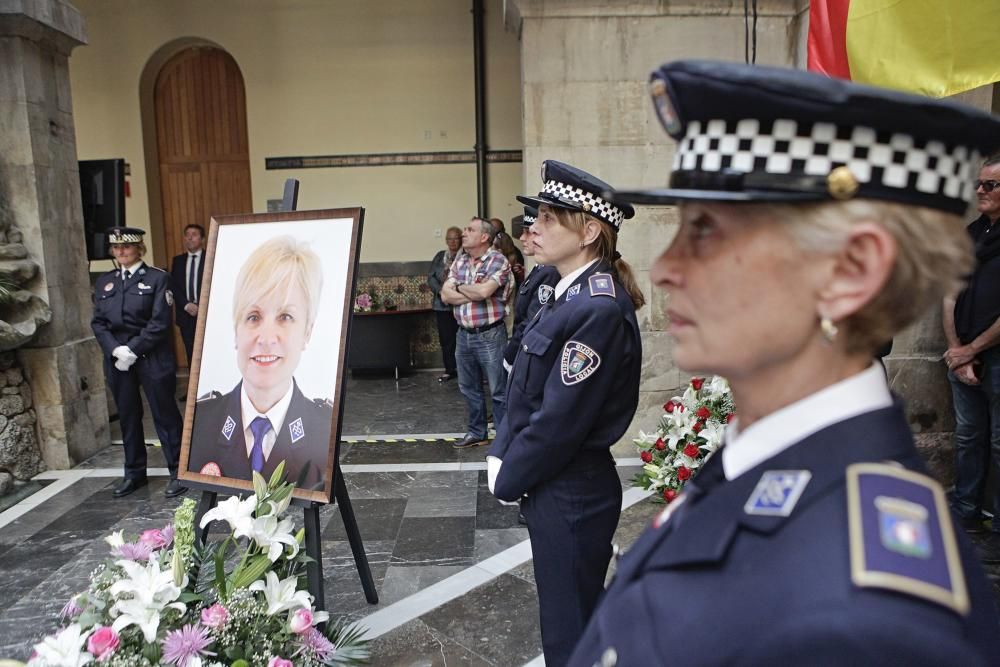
xmin=847 ymin=463 xmax=969 ymax=616
xmin=588 ymin=273 xmax=616 ymax=298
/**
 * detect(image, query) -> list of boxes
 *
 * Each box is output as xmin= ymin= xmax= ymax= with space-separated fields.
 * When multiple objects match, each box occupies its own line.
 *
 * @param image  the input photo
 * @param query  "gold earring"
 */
xmin=579 ymin=241 xmax=586 ymax=248
xmin=820 ymin=316 xmax=838 ymax=343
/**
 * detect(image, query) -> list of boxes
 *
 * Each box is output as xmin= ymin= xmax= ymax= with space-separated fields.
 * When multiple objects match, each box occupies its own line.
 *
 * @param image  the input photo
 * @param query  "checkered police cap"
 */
xmin=517 ymin=161 xmax=635 ymax=231
xmin=108 ymin=227 xmax=146 ymax=244
xmin=523 ymin=205 xmax=538 ymax=226
xmin=615 ymin=60 xmax=1000 ymax=215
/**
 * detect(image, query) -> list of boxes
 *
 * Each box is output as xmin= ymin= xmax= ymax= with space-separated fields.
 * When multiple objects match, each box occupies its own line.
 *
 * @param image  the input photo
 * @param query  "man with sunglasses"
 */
xmin=943 ymin=155 xmax=1000 ymax=562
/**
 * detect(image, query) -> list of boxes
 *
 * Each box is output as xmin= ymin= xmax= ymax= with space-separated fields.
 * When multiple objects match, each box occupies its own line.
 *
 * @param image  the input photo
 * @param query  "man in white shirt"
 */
xmin=169 ymin=224 xmax=206 ymax=364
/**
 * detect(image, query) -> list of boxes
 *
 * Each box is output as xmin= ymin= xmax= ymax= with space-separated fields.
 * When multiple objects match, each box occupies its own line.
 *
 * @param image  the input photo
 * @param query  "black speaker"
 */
xmin=78 ymin=159 xmax=125 ymax=261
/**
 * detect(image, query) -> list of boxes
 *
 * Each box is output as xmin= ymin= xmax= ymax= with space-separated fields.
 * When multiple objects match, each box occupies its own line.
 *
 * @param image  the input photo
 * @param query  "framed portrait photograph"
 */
xmin=178 ymin=208 xmax=363 ymax=504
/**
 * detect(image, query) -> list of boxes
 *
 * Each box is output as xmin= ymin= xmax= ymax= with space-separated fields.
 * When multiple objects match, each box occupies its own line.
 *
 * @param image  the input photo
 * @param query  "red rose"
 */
xmin=677 ymin=466 xmax=692 ymax=481
xmin=692 ymin=421 xmax=704 ymax=434
xmin=664 ymin=402 xmax=675 ymax=413
xmin=696 ymin=406 xmax=711 ymax=419
xmin=654 ymin=438 xmax=666 ymax=451
xmin=641 ymin=450 xmax=653 ymax=463
xmin=726 ymin=413 xmax=735 ymax=424
xmin=683 ymin=443 xmax=699 ymax=458
xmin=691 ymin=377 xmax=705 ymax=390
xmin=663 ymin=489 xmax=678 ymax=502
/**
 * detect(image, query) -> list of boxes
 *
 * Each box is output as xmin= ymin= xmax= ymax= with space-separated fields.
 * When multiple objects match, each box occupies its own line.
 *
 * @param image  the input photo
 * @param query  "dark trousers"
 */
xmin=178 ymin=320 xmax=195 ymax=365
xmin=434 ymin=309 xmax=458 ymax=375
xmin=106 ymin=355 xmax=183 ymax=480
xmin=523 ymin=455 xmax=622 ymax=667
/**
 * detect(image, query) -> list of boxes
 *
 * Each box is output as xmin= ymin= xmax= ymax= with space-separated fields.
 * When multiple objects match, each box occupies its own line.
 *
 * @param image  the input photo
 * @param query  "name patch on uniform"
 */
xmin=589 ymin=273 xmax=616 ymax=298
xmin=103 ymin=282 xmax=114 ymax=292
xmin=289 ymin=417 xmax=305 ymax=444
xmin=566 ymin=284 xmax=582 ymax=301
xmin=222 ymin=415 xmax=237 ymax=441
xmin=537 ymin=284 xmax=554 ymax=305
xmin=847 ymin=463 xmax=969 ymax=615
xmin=137 ymin=282 xmax=151 ymax=291
xmin=744 ymin=470 xmax=812 ymax=516
xmin=560 ymin=340 xmax=600 ymax=385
xmin=199 ymin=462 xmax=222 ymax=476
xmin=165 ymin=289 xmax=174 ymax=306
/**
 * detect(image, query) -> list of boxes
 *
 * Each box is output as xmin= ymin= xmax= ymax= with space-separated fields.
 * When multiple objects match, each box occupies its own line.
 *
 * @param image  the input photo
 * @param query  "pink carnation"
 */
xmin=200 ymin=603 xmax=229 ymax=629
xmin=87 ymin=626 xmax=120 ymax=662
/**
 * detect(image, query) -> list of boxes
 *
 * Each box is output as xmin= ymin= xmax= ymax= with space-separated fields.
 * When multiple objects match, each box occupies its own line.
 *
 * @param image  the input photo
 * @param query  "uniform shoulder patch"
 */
xmin=560 ymin=340 xmax=601 ymax=385
xmin=165 ymin=289 xmax=174 ymax=306
xmin=588 ymin=273 xmax=616 ymax=298
xmin=537 ymin=284 xmax=554 ymax=305
xmin=847 ymin=462 xmax=970 ymax=616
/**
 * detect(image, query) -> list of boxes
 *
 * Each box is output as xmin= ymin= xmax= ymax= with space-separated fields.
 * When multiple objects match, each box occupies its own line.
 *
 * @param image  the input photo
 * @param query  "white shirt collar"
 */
xmin=241 ymin=383 xmax=295 ymax=460
xmin=122 ymin=260 xmax=143 ymax=276
xmin=721 ymin=362 xmax=892 ymax=481
xmin=189 ymin=249 xmax=203 ymax=258
xmin=555 ymin=258 xmax=598 ymax=299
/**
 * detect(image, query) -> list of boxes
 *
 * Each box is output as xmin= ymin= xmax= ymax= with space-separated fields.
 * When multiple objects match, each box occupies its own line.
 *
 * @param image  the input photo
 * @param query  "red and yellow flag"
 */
xmin=808 ymin=0 xmax=1000 ymax=98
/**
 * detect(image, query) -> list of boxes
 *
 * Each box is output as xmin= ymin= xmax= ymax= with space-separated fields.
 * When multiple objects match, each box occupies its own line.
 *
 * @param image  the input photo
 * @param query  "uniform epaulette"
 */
xmin=146 ymin=265 xmax=167 ymax=273
xmin=588 ymin=273 xmax=616 ymax=298
xmin=197 ymin=391 xmax=222 ymax=403
xmin=847 ymin=462 xmax=970 ymax=616
xmin=313 ymin=397 xmax=334 ymax=408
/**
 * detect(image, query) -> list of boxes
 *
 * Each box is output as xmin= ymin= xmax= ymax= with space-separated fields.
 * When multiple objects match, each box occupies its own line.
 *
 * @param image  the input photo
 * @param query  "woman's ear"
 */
xmin=582 ymin=219 xmax=602 ymax=246
xmin=816 ymin=222 xmax=897 ymax=322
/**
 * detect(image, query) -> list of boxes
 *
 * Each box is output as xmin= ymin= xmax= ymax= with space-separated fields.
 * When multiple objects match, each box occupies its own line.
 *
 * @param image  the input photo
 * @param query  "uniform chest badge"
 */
xmin=537 ymin=284 xmax=554 ymax=305
xmin=199 ymin=462 xmax=222 ymax=477
xmin=744 ymin=470 xmax=812 ymax=516
xmin=561 ymin=340 xmax=600 ymax=385
xmin=103 ymin=282 xmax=114 ymax=292
xmin=876 ymin=496 xmax=931 ymax=559
xmin=289 ymin=417 xmax=305 ymax=444
xmin=222 ymin=415 xmax=237 ymax=441
xmin=589 ymin=273 xmax=616 ymax=298
xmin=566 ymin=284 xmax=582 ymax=301
xmin=137 ymin=282 xmax=151 ymax=290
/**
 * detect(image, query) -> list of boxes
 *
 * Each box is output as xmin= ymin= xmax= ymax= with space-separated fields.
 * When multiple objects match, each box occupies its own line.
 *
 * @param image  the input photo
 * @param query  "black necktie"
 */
xmin=187 ymin=254 xmax=198 ymax=303
xmin=122 ymin=270 xmax=131 ymax=283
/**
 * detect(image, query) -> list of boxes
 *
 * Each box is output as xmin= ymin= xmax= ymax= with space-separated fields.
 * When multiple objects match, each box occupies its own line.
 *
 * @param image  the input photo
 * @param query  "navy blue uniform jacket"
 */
xmin=489 ymin=261 xmax=642 ymax=500
xmin=504 ymin=264 xmax=561 ymax=366
xmin=188 ymin=381 xmax=332 ymax=491
xmin=91 ymin=263 xmax=175 ymax=369
xmin=569 ymin=405 xmax=1000 ymax=666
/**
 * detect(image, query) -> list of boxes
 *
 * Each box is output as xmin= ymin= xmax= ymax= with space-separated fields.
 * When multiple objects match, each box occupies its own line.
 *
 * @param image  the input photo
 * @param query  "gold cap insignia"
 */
xmin=828 ymin=166 xmax=859 ymax=200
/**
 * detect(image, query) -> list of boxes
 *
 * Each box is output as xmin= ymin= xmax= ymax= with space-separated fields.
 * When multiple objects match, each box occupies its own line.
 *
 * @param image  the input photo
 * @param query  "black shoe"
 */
xmin=976 ymin=532 xmax=1000 ymax=564
xmin=958 ymin=514 xmax=987 ymax=534
xmin=112 ymin=477 xmax=147 ymax=498
xmin=438 ymin=373 xmax=455 ymax=382
xmin=453 ymin=434 xmax=488 ymax=449
xmin=164 ymin=479 xmax=188 ymax=498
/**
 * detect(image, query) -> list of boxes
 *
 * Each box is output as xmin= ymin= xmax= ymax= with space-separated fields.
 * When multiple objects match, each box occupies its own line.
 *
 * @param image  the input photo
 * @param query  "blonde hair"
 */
xmin=550 ymin=208 xmax=646 ymax=309
xmin=232 ymin=236 xmax=324 ymax=331
xmin=761 ymin=200 xmax=973 ymax=354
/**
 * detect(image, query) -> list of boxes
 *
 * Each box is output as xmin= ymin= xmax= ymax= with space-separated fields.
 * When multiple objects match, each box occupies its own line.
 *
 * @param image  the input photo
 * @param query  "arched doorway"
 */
xmin=154 ymin=46 xmax=252 ymax=366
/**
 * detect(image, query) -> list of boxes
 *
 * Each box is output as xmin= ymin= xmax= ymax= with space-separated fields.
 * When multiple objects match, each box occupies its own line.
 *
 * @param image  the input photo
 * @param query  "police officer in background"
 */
xmin=92 ymin=227 xmax=186 ymax=498
xmin=569 ymin=61 xmax=1000 ymax=666
xmin=488 ymin=161 xmax=644 ymax=667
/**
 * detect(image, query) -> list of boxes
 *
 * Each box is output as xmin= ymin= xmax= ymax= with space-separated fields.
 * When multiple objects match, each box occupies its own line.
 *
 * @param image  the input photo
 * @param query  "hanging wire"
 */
xmin=744 ymin=0 xmax=759 ymax=65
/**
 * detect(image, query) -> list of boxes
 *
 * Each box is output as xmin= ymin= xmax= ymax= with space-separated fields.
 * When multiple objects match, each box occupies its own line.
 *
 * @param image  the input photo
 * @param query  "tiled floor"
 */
xmin=0 ymin=371 xmax=654 ymax=666
xmin=3 ymin=370 xmax=998 ymax=665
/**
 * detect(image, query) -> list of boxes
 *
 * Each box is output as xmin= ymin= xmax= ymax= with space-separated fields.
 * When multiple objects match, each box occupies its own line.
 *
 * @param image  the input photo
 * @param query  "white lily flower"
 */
xmin=245 ymin=515 xmax=299 ymax=561
xmin=104 ymin=530 xmax=125 ymax=550
xmin=108 ymin=555 xmax=187 ymax=642
xmin=249 ymin=571 xmax=312 ymax=615
xmin=199 ymin=494 xmax=257 ymax=537
xmin=31 ymin=623 xmax=92 ymax=667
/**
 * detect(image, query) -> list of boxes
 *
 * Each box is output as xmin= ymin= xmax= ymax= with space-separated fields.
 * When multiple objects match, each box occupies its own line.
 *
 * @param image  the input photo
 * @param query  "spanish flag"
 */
xmin=808 ymin=0 xmax=1000 ymax=98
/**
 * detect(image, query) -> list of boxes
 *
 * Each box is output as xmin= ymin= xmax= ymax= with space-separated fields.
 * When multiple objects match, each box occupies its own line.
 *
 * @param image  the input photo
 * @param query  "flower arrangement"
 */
xmin=353 ymin=292 xmax=377 ymax=313
xmin=24 ymin=465 xmax=369 ymax=667
xmin=633 ymin=376 xmax=735 ymax=503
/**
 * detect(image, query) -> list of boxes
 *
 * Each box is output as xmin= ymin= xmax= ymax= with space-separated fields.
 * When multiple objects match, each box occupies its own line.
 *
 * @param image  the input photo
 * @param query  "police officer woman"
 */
xmin=488 ymin=161 xmax=643 ymax=667
xmin=92 ymin=227 xmax=186 ymax=498
xmin=569 ymin=61 xmax=1000 ymax=666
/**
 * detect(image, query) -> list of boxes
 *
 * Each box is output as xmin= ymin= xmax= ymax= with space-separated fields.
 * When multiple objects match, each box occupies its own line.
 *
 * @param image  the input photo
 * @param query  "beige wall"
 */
xmin=69 ymin=0 xmax=523 ymax=268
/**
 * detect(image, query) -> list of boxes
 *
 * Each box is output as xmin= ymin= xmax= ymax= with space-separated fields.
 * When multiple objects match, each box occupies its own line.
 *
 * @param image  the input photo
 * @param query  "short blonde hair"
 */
xmin=232 ymin=236 xmax=323 ymax=330
xmin=760 ymin=200 xmax=973 ymax=354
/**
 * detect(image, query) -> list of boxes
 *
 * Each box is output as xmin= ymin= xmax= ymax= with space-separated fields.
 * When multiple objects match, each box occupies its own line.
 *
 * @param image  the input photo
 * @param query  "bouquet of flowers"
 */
xmin=25 ymin=465 xmax=369 ymax=667
xmin=353 ymin=292 xmax=377 ymax=313
xmin=633 ymin=376 xmax=735 ymax=503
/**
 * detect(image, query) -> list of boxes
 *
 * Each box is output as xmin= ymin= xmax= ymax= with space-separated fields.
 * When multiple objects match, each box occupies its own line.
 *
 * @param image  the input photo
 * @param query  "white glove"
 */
xmin=122 ymin=347 xmax=138 ymax=364
xmin=113 ymin=346 xmax=138 ymax=371
xmin=114 ymin=357 xmax=131 ymax=371
xmin=112 ymin=345 xmax=129 ymax=360
xmin=487 ymin=456 xmax=519 ymax=506
xmin=502 ymin=359 xmax=512 ymax=374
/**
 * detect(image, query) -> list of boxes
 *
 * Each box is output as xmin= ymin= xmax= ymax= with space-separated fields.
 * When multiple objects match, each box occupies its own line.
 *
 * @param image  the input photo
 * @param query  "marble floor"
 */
xmin=2 ymin=370 xmax=999 ymax=665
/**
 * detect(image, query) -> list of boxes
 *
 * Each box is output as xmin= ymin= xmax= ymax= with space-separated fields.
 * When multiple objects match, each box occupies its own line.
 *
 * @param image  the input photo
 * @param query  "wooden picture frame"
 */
xmin=178 ymin=208 xmax=364 ymax=504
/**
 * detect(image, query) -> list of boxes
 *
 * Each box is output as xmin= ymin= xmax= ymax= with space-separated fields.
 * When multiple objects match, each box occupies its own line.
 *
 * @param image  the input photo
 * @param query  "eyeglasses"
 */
xmin=975 ymin=180 xmax=1000 ymax=193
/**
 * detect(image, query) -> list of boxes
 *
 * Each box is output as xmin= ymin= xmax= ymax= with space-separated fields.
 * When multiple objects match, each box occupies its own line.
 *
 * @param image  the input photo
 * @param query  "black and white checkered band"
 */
xmin=673 ymin=118 xmax=980 ymax=209
xmin=523 ymin=213 xmax=537 ymax=224
xmin=109 ymin=232 xmax=143 ymax=244
xmin=542 ymin=180 xmax=626 ymax=229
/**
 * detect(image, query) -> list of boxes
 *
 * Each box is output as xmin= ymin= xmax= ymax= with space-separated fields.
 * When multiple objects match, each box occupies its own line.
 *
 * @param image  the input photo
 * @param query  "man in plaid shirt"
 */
xmin=441 ymin=217 xmax=512 ymax=448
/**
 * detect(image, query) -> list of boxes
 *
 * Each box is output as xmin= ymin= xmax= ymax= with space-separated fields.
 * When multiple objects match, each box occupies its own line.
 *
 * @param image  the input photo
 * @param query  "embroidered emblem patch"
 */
xmin=566 ymin=284 xmax=582 ymax=301
xmin=137 ymin=282 xmax=150 ymax=290
xmin=588 ymin=273 xmax=616 ymax=298
xmin=103 ymin=282 xmax=114 ymax=292
xmin=222 ymin=415 xmax=237 ymax=441
xmin=199 ymin=462 xmax=222 ymax=477
xmin=560 ymin=341 xmax=600 ymax=385
xmin=847 ymin=463 xmax=969 ymax=615
xmin=744 ymin=470 xmax=812 ymax=516
xmin=537 ymin=284 xmax=554 ymax=305
xmin=289 ymin=417 xmax=305 ymax=444
xmin=165 ymin=289 xmax=174 ymax=306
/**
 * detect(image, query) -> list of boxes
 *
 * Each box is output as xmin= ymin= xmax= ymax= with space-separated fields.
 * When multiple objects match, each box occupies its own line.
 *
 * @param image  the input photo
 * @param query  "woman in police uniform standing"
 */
xmin=487 ymin=161 xmax=644 ymax=667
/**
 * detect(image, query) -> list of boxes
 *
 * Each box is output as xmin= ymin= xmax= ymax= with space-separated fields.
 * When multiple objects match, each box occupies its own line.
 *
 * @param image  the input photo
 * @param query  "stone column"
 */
xmin=0 ymin=0 xmax=109 ymax=469
xmin=512 ymin=0 xmax=806 ymax=453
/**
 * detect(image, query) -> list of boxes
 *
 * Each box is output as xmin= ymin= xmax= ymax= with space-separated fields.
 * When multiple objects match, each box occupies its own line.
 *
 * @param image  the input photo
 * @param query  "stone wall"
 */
xmin=0 ymin=352 xmax=45 ymax=495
